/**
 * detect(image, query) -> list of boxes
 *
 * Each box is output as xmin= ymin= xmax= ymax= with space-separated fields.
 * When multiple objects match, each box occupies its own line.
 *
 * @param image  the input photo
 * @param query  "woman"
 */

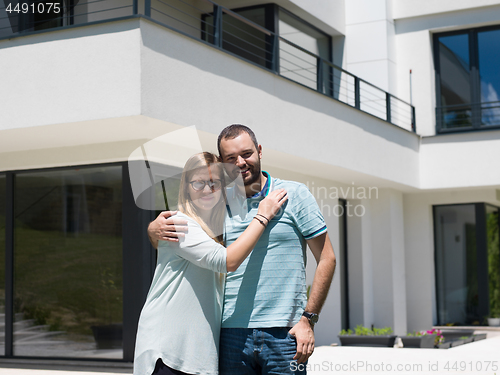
xmin=134 ymin=152 xmax=287 ymax=375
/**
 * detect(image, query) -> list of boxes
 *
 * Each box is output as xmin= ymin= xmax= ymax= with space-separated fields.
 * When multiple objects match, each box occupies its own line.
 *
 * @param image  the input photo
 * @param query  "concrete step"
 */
xmin=14 ymin=330 xmax=65 ymax=343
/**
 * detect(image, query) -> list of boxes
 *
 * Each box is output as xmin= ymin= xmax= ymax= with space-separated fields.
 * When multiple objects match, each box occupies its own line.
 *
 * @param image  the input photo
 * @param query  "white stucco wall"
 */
xmin=393 ymin=0 xmax=500 ymax=20
xmin=0 ymin=20 xmax=142 ymax=130
xmin=420 ymin=130 xmax=500 ymax=189
xmin=346 ymin=198 xmax=375 ymax=329
xmin=369 ymin=188 xmax=407 ymax=334
xmin=288 ymin=0 xmax=345 ymax=35
xmin=344 ymin=0 xmax=397 ymax=95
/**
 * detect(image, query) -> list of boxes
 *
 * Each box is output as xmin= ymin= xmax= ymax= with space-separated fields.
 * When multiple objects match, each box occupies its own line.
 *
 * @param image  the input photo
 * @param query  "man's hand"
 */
xmin=147 ymin=211 xmax=188 ymax=249
xmin=288 ymin=316 xmax=314 ymax=364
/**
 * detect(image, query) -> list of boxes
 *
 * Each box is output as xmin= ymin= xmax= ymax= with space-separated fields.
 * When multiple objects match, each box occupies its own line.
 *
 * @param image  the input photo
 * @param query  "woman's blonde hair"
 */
xmin=178 ymin=152 xmax=226 ymax=245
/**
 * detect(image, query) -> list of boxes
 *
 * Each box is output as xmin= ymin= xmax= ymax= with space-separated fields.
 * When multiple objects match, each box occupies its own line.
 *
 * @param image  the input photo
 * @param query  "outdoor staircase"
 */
xmin=0 ymin=311 xmax=122 ymax=358
xmin=0 ymin=312 xmax=66 ymax=346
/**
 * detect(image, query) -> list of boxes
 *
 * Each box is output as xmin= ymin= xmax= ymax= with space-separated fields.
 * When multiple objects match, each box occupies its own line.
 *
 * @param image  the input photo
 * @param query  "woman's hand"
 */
xmin=225 ymin=189 xmax=287 ymax=272
xmin=257 ymin=188 xmax=288 ymax=222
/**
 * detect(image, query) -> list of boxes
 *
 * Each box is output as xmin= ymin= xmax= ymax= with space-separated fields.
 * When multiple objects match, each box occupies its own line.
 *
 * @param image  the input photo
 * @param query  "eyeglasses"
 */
xmin=189 ymin=179 xmax=222 ymax=192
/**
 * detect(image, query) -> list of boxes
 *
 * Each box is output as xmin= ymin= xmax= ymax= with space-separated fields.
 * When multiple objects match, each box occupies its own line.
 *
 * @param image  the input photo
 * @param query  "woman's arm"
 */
xmin=225 ymin=188 xmax=287 ymax=272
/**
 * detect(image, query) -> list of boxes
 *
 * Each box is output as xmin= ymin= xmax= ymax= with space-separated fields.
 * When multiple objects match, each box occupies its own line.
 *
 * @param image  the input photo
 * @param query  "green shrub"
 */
xmin=339 ymin=325 xmax=393 ymax=336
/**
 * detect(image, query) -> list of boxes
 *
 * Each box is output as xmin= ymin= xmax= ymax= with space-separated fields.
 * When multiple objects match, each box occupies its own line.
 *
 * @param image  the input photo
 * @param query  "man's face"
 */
xmin=219 ymin=133 xmax=262 ymax=187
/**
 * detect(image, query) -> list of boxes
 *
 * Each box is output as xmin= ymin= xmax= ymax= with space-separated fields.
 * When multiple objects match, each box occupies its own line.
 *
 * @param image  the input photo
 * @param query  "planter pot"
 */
xmin=338 ymin=335 xmax=397 ymax=347
xmin=473 ymin=333 xmax=487 ymax=342
xmin=439 ymin=329 xmax=474 ymax=341
xmin=449 ymin=339 xmax=465 ymax=347
xmin=462 ymin=337 xmax=473 ymax=344
xmin=437 ymin=342 xmax=451 ymax=349
xmin=91 ymin=323 xmax=123 ymax=349
xmin=399 ymin=334 xmax=436 ymax=348
xmin=488 ymin=318 xmax=500 ymax=327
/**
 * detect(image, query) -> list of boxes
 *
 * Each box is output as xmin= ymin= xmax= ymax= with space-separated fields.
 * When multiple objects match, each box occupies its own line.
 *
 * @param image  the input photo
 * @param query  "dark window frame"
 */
xmin=1 ymin=162 xmax=155 ymax=362
xmin=432 ymin=202 xmax=500 ymax=325
xmin=434 ymin=24 xmax=500 ymax=134
xmin=338 ymin=198 xmax=349 ymax=330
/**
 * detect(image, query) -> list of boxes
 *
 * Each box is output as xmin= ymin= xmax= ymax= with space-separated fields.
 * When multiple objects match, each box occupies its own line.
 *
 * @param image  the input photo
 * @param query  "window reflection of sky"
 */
xmin=438 ymin=30 xmax=500 ymax=126
xmin=479 ymin=30 xmax=500 ymax=125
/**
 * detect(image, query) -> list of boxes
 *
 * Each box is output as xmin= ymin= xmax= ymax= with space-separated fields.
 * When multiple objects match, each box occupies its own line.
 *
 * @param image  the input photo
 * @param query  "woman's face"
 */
xmin=187 ymin=166 xmax=223 ymax=213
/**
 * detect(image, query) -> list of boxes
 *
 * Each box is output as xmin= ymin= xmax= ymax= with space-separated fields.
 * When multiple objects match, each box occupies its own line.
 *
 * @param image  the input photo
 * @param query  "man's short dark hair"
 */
xmin=217 ymin=124 xmax=259 ymax=156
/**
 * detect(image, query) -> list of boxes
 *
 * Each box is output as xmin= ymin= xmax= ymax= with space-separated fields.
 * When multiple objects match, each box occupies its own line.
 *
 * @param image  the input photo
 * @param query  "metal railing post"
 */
xmin=133 ymin=0 xmax=138 ymax=15
xmin=354 ymin=77 xmax=360 ymax=109
xmin=213 ymin=5 xmax=223 ymax=48
xmin=435 ymin=107 xmax=441 ymax=133
xmin=412 ymin=106 xmax=416 ymax=132
xmin=316 ymin=57 xmax=323 ymax=93
xmin=145 ymin=0 xmax=151 ymax=17
xmin=271 ymin=33 xmax=279 ymax=73
xmin=386 ymin=92 xmax=392 ymax=123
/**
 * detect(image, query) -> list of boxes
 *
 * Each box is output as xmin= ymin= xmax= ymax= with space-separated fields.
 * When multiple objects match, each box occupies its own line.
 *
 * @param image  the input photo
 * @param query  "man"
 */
xmin=148 ymin=125 xmax=336 ymax=374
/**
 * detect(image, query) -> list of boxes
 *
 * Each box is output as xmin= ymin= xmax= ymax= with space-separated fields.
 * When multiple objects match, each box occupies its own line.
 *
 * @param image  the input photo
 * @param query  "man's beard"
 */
xmin=243 ymin=160 xmax=262 ymax=187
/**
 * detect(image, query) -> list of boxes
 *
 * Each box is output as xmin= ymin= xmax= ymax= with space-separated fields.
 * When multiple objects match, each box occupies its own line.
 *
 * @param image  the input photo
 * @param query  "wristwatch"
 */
xmin=302 ymin=311 xmax=319 ymax=325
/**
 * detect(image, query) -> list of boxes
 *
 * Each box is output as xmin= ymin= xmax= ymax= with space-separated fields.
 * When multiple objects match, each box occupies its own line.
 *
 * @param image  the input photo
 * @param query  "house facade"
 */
xmin=0 ymin=0 xmax=499 ymax=364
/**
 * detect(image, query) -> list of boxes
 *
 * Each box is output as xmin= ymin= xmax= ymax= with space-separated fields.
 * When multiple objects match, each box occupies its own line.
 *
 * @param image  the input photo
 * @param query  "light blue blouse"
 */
xmin=133 ymin=212 xmax=227 ymax=375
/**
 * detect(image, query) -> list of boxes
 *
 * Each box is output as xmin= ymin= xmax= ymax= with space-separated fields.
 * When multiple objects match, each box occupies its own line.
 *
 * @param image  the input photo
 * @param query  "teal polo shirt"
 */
xmin=222 ymin=172 xmax=327 ymax=328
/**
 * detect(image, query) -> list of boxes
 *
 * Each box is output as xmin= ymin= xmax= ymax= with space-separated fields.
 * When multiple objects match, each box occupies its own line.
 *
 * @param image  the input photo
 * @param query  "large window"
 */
xmin=0 ymin=175 xmax=5 ymax=356
xmin=13 ymin=166 xmax=123 ymax=358
xmin=278 ymin=8 xmax=330 ymax=90
xmin=434 ymin=203 xmax=500 ymax=325
xmin=435 ymin=26 xmax=500 ymax=132
xmin=0 ymin=164 xmax=156 ymax=361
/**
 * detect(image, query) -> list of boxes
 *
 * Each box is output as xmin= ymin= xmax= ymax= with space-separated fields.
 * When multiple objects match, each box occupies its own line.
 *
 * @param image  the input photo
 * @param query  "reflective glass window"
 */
xmin=13 ymin=166 xmax=123 ymax=358
xmin=437 ymin=33 xmax=471 ymax=129
xmin=223 ymin=7 xmax=270 ymax=68
xmin=435 ymin=204 xmax=500 ymax=325
xmin=279 ymin=9 xmax=330 ymax=90
xmin=478 ymin=29 xmax=500 ymax=126
xmin=436 ymin=26 xmax=500 ymax=131
xmin=435 ymin=205 xmax=477 ymax=325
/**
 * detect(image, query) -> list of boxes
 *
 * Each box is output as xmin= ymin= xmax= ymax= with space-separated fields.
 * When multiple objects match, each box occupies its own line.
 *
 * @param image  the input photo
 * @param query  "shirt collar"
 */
xmin=250 ymin=171 xmax=271 ymax=199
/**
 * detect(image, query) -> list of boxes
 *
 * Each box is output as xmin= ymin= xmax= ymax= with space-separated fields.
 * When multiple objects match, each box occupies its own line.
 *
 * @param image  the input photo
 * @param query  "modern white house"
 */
xmin=0 ymin=0 xmax=499 ymax=366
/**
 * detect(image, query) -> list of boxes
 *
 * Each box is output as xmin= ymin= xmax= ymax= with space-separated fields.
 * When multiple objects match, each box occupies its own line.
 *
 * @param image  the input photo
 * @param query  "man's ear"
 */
xmin=258 ymin=144 xmax=262 ymax=159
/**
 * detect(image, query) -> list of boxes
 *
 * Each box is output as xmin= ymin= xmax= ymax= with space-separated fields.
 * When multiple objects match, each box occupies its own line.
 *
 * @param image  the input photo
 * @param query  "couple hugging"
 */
xmin=134 ymin=124 xmax=336 ymax=375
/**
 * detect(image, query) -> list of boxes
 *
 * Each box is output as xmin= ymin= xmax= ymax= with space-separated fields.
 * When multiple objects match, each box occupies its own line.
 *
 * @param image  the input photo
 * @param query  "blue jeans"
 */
xmin=219 ymin=327 xmax=307 ymax=375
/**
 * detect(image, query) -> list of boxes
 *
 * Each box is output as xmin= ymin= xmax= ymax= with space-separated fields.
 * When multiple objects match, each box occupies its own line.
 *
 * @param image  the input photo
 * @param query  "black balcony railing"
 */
xmin=0 ymin=0 xmax=136 ymax=36
xmin=436 ymin=101 xmax=500 ymax=132
xmin=0 ymin=0 xmax=416 ymax=133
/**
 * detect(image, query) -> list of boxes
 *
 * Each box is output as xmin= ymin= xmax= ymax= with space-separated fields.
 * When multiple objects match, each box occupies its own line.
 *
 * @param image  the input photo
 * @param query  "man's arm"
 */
xmin=147 ymin=211 xmax=188 ymax=249
xmin=289 ymin=232 xmax=336 ymax=364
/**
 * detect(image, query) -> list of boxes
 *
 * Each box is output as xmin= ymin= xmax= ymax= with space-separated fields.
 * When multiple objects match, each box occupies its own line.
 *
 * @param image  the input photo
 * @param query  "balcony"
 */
xmin=0 ymin=0 xmax=416 ymax=133
xmin=436 ymin=101 xmax=500 ymax=133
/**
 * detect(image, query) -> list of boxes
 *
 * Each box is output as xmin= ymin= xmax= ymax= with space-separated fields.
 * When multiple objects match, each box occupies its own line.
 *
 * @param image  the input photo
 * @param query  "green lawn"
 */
xmin=13 ymin=227 xmax=122 ymax=339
